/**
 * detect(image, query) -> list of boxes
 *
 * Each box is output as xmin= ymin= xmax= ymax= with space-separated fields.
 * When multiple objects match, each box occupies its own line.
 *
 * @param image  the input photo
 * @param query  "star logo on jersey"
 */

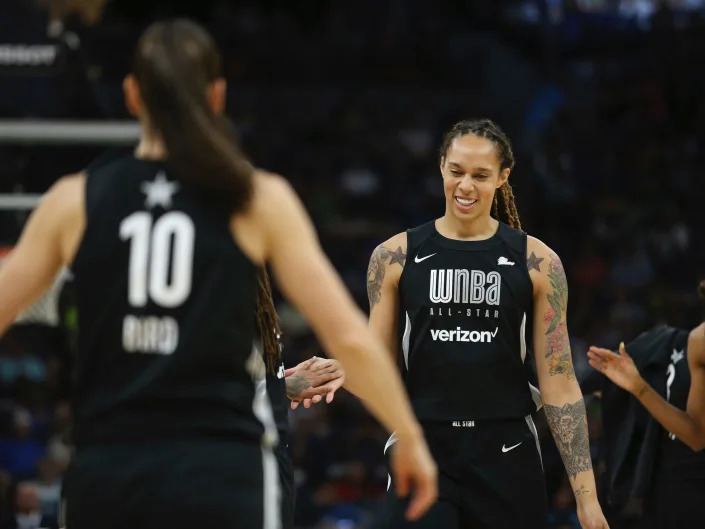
xmin=141 ymin=171 xmax=179 ymax=209
xmin=671 ymin=348 xmax=684 ymax=365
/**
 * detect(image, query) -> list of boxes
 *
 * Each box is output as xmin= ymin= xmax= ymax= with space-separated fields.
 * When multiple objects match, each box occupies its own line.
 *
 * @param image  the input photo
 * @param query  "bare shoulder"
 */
xmin=526 ymin=235 xmax=566 ymax=295
xmin=366 ymin=232 xmax=407 ymax=307
xmin=369 ymin=232 xmax=408 ymax=276
xmin=526 ymin=235 xmax=552 ymax=272
xmin=231 ymin=171 xmax=301 ymax=265
xmin=689 ymin=322 xmax=705 ymax=368
xmin=375 ymin=232 xmax=408 ymax=260
xmin=18 ymin=172 xmax=86 ymax=266
xmin=253 ymin=170 xmax=294 ymax=193
xmin=250 ymin=170 xmax=297 ymax=214
xmin=42 ymin=173 xmax=85 ymax=233
xmin=48 ymin=172 xmax=85 ymax=205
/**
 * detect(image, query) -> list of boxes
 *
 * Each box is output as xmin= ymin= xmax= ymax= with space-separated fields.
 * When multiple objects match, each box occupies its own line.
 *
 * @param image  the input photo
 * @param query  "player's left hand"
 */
xmin=285 ymin=356 xmax=345 ymax=409
xmin=577 ymin=500 xmax=610 ymax=529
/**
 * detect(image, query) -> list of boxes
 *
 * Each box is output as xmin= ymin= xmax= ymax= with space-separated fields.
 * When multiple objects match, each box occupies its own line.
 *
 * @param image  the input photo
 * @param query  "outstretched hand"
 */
xmin=587 ymin=342 xmax=644 ymax=395
xmin=285 ymin=356 xmax=345 ymax=409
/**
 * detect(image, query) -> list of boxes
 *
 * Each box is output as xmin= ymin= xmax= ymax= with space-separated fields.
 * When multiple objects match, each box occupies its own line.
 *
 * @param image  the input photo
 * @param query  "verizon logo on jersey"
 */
xmin=430 ymin=327 xmax=499 ymax=343
xmin=429 ymin=269 xmax=501 ymax=305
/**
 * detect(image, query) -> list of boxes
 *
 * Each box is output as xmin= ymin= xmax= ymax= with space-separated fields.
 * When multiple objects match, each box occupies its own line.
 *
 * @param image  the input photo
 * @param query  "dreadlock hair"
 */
xmin=255 ymin=267 xmax=282 ymax=375
xmin=439 ymin=119 xmax=522 ymax=230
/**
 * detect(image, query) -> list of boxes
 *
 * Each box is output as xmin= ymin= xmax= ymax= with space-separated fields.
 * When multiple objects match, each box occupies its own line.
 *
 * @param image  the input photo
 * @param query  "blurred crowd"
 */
xmin=1 ymin=1 xmax=705 ymax=528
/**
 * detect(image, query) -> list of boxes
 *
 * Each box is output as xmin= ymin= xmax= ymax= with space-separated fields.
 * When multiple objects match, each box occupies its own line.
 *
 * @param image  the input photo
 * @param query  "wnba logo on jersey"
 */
xmin=429 ymin=269 xmax=501 ymax=305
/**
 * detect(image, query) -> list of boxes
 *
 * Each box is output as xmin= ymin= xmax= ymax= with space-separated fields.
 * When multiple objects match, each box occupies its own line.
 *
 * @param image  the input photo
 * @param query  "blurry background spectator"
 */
xmin=1 ymin=1 xmax=705 ymax=527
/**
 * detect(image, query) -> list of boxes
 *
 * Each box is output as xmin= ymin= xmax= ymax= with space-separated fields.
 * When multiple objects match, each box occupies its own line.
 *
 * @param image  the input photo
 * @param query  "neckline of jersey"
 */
xmin=430 ymin=219 xmax=505 ymax=252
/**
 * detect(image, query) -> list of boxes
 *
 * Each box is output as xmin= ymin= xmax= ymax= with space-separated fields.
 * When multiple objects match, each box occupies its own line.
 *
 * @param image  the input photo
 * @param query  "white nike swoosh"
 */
xmin=414 ymin=253 xmax=436 ymax=263
xmin=501 ymin=442 xmax=522 ymax=453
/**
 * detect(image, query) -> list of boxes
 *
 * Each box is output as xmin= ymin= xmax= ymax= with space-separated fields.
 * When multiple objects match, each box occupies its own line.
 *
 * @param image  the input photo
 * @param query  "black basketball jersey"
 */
xmin=266 ymin=336 xmax=290 ymax=445
xmin=660 ymin=329 xmax=705 ymax=472
xmin=70 ymin=155 xmax=268 ymax=446
xmin=398 ymin=220 xmax=539 ymax=423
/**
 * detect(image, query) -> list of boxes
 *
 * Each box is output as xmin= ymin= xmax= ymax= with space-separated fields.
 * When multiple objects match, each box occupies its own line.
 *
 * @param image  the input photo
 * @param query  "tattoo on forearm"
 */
xmin=367 ymin=245 xmax=406 ymax=309
xmin=527 ymin=251 xmax=544 ymax=272
xmin=544 ymin=253 xmax=574 ymax=379
xmin=574 ymin=485 xmax=591 ymax=497
xmin=544 ymin=399 xmax=593 ymax=480
xmin=286 ymin=375 xmax=311 ymax=400
xmin=637 ymin=383 xmax=650 ymax=398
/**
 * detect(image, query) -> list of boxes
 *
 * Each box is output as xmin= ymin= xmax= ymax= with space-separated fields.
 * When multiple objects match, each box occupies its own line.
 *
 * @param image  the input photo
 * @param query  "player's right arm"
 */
xmin=246 ymin=173 xmax=436 ymax=520
xmin=588 ymin=322 xmax=705 ymax=451
xmin=0 ymin=174 xmax=84 ymax=337
xmin=367 ymin=233 xmax=406 ymax=361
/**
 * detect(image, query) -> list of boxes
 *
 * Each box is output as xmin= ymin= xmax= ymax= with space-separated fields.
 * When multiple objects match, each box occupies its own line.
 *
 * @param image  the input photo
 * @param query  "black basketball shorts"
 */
xmin=384 ymin=418 xmax=548 ymax=529
xmin=63 ymin=439 xmax=282 ymax=529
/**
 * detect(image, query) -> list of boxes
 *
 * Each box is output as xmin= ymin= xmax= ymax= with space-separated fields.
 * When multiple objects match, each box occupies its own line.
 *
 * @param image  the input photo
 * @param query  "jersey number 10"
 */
xmin=120 ymin=211 xmax=195 ymax=308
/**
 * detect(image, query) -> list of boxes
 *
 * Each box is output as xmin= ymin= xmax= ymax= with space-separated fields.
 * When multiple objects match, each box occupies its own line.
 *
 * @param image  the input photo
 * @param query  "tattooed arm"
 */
xmin=367 ymin=232 xmax=407 ymax=361
xmin=528 ymin=238 xmax=608 ymax=528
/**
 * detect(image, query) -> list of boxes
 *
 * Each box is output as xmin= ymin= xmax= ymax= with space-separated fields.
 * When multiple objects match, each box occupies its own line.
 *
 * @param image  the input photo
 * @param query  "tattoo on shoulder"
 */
xmin=367 ymin=244 xmax=406 ymax=309
xmin=544 ymin=399 xmax=593 ymax=480
xmin=543 ymin=253 xmax=574 ymax=379
xmin=527 ymin=251 xmax=544 ymax=272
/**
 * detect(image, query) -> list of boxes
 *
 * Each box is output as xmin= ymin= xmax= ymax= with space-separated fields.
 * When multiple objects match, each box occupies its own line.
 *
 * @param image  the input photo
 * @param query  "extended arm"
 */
xmin=253 ymin=174 xmax=436 ymax=519
xmin=0 ymin=175 xmax=84 ymax=336
xmin=588 ymin=323 xmax=705 ymax=451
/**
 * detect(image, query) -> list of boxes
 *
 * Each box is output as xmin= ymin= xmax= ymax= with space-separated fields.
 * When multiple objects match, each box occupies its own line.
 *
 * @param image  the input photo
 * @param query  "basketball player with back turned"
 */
xmin=369 ymin=120 xmax=609 ymax=528
xmin=0 ymin=20 xmax=436 ymax=529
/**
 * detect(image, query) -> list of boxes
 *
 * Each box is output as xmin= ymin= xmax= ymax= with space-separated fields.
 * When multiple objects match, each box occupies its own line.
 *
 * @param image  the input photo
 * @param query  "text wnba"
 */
xmin=429 ymin=269 xmax=501 ymax=305
xmin=430 ymin=327 xmax=499 ymax=343
xmin=123 ymin=315 xmax=179 ymax=355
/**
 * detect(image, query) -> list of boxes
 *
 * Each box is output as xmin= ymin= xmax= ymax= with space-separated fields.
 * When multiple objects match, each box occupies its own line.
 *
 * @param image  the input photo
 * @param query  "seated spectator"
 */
xmin=0 ymin=481 xmax=57 ymax=529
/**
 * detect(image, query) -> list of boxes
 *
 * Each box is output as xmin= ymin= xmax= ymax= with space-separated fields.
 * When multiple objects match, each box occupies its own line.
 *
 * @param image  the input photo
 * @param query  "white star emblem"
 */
xmin=671 ymin=349 xmax=684 ymax=365
xmin=141 ymin=171 xmax=179 ymax=209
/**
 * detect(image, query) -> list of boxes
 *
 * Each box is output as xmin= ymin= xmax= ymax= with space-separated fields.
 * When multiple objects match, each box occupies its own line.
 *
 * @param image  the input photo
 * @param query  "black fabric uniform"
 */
xmin=647 ymin=328 xmax=705 ymax=529
xmin=62 ymin=155 xmax=281 ymax=529
xmin=385 ymin=221 xmax=546 ymax=529
xmin=268 ymin=354 xmax=295 ymax=529
xmin=581 ymin=326 xmax=705 ymax=528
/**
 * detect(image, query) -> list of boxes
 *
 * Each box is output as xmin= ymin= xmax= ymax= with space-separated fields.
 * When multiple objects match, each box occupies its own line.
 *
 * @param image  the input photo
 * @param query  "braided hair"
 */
xmin=255 ymin=267 xmax=282 ymax=375
xmin=439 ymin=119 xmax=521 ymax=230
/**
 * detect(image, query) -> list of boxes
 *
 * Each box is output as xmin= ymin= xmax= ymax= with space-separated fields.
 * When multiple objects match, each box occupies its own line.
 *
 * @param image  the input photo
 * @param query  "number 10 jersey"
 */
xmin=70 ymin=155 xmax=263 ymax=446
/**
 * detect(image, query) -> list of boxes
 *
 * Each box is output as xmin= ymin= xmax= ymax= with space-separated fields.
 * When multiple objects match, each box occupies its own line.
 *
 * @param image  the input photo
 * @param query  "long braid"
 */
xmin=440 ymin=118 xmax=522 ymax=230
xmin=500 ymin=182 xmax=522 ymax=230
xmin=255 ymin=267 xmax=282 ymax=375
